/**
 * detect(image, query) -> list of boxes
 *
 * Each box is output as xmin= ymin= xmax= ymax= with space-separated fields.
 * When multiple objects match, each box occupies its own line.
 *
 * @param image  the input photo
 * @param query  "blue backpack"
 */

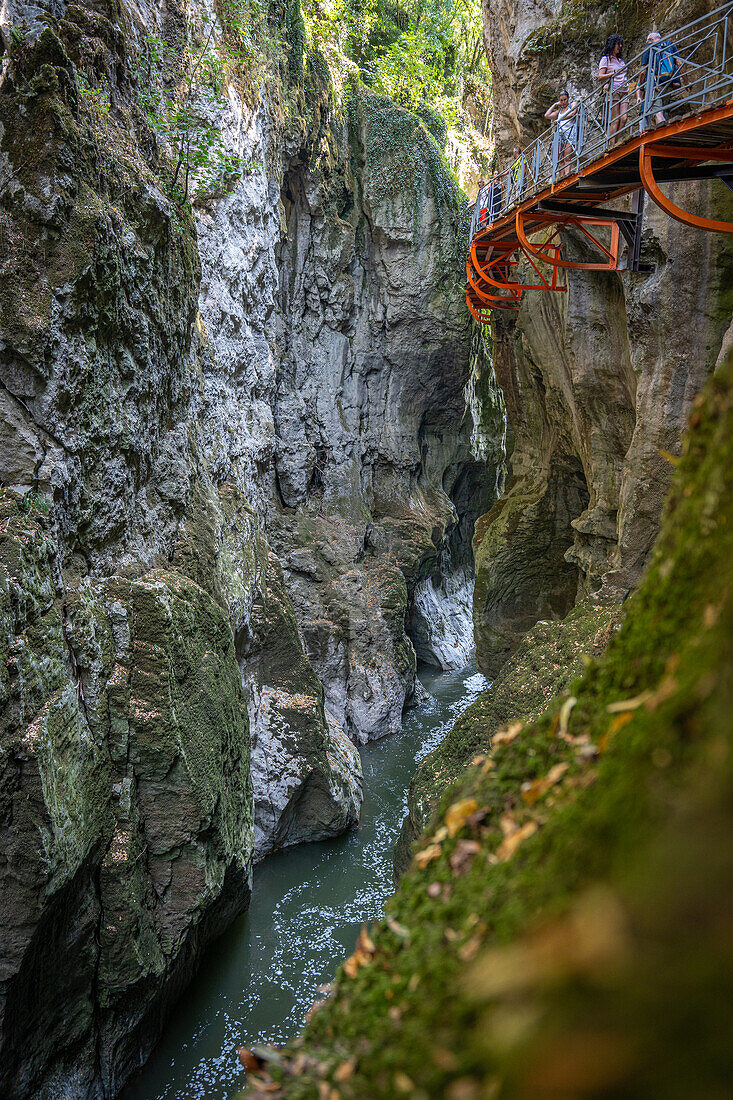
xmin=658 ymin=40 xmax=677 ymax=81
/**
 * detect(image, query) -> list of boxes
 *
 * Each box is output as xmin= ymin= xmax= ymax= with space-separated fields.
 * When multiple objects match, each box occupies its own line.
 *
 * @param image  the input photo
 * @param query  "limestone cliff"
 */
xmin=0 ymin=2 xmax=492 ymax=1095
xmin=473 ymin=0 xmax=733 ymax=674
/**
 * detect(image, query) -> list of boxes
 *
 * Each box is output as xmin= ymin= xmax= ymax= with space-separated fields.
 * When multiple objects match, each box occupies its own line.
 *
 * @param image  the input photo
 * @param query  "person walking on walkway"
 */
xmin=509 ymin=145 xmax=525 ymax=202
xmin=545 ymin=91 xmax=578 ymax=176
xmin=636 ymin=31 xmax=684 ymax=129
xmin=476 ymin=177 xmax=488 ymax=228
xmin=599 ymin=33 xmax=629 ymax=145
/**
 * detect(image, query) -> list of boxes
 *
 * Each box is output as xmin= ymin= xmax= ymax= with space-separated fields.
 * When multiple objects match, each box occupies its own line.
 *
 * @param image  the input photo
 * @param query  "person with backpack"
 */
xmin=636 ymin=31 xmax=684 ymax=128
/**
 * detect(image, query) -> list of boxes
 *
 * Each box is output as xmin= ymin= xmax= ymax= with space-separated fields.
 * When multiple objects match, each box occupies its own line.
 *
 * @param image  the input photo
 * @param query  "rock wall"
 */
xmin=0 ymin=0 xmax=492 ymax=1095
xmin=473 ymin=0 xmax=733 ymax=674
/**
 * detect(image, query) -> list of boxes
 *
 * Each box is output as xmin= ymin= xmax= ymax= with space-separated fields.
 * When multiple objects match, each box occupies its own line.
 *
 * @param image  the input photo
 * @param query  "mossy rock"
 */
xmin=394 ymin=598 xmax=622 ymax=877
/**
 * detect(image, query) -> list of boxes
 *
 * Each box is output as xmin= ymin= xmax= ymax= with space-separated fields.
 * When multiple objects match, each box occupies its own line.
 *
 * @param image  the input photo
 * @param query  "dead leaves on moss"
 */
xmin=495 ymin=819 xmax=538 ymax=861
xmin=342 ymin=925 xmax=376 ymax=978
xmin=414 ymin=841 xmax=442 ymax=869
xmin=445 ymin=797 xmax=479 ymax=837
xmin=414 ymin=797 xmax=489 ymax=872
xmin=521 ymin=762 xmax=569 ymax=807
xmin=492 ymin=720 xmax=523 ymax=746
xmin=450 ymin=839 xmax=482 ymax=875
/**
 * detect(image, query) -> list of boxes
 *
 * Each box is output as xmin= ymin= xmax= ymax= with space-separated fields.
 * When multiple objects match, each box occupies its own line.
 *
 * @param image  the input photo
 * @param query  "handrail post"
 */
xmin=576 ymin=101 xmax=585 ymax=172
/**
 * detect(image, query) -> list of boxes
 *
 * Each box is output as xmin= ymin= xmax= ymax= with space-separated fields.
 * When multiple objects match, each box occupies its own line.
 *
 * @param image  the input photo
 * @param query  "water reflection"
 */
xmin=123 ymin=661 xmax=487 ymax=1100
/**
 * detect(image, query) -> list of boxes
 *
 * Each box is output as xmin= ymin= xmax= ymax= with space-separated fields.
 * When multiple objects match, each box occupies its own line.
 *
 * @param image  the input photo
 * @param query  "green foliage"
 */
xmin=361 ymin=90 xmax=460 ymax=221
xmin=19 ymin=490 xmax=50 ymax=516
xmin=284 ymin=0 xmax=306 ymax=81
xmin=131 ymin=30 xmax=255 ymax=205
xmin=301 ymin=0 xmax=491 ymax=136
xmin=415 ymin=101 xmax=447 ymax=146
xmin=74 ymin=68 xmax=110 ymax=119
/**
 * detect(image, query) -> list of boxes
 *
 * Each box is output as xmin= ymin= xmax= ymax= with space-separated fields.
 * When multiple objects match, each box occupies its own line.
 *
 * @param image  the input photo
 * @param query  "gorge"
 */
xmin=1 ymin=0 xmax=732 ymax=1096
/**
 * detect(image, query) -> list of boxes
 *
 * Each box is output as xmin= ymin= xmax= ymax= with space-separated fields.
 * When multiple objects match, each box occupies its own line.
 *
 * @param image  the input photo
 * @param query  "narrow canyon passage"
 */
xmin=122 ymin=662 xmax=488 ymax=1100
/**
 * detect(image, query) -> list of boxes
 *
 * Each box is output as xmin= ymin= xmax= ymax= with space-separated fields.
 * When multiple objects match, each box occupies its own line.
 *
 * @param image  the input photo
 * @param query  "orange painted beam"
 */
xmin=516 ymin=211 xmax=620 ymax=271
xmin=639 ymin=146 xmax=733 ymax=233
xmin=645 ymin=143 xmax=733 ymax=161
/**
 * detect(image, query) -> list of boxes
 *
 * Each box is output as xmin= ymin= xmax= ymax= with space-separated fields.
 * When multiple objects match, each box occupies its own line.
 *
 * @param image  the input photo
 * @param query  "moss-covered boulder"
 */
xmin=394 ymin=599 xmax=622 ymax=877
xmin=0 ymin=491 xmax=253 ymax=1099
xmin=258 ymin=355 xmax=733 ymax=1098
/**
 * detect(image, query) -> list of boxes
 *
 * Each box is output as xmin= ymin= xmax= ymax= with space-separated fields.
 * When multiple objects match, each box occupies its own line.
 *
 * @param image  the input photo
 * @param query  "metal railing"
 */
xmin=471 ymin=0 xmax=733 ymax=239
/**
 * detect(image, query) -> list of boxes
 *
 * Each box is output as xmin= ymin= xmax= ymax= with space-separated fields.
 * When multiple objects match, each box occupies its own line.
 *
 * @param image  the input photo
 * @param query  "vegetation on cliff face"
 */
xmin=394 ymin=599 xmax=622 ymax=875
xmin=246 ymin=355 xmax=733 ymax=1098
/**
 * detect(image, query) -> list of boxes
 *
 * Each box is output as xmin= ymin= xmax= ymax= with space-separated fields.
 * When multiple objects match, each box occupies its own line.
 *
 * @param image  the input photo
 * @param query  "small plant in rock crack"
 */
xmin=74 ymin=68 xmax=110 ymax=120
xmin=133 ymin=22 xmax=255 ymax=206
xmin=19 ymin=490 xmax=50 ymax=516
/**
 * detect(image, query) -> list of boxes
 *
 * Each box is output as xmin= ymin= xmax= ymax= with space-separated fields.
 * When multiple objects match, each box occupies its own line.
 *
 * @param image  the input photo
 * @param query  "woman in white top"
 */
xmin=545 ymin=90 xmax=579 ymax=176
xmin=598 ymin=33 xmax=629 ymax=146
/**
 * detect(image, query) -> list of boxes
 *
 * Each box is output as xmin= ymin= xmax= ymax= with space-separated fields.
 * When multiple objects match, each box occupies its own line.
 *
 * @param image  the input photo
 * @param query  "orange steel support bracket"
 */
xmin=639 ymin=144 xmax=733 ymax=233
xmin=515 ymin=209 xmax=621 ymax=271
xmin=466 ymin=260 xmax=522 ymax=311
xmin=470 ymin=238 xmax=567 ymax=296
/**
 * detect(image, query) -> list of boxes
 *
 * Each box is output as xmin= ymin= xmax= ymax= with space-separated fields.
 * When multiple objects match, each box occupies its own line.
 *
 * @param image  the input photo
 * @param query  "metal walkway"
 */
xmin=467 ymin=0 xmax=733 ymax=320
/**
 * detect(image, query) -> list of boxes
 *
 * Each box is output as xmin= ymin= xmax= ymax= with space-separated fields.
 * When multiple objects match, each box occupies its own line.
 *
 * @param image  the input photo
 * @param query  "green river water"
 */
xmin=122 ymin=660 xmax=487 ymax=1100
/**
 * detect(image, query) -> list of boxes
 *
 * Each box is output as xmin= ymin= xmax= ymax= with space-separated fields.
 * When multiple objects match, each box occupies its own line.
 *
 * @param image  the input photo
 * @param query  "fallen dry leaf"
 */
xmin=432 ymin=1046 xmax=458 ymax=1070
xmin=237 ymin=1047 xmax=263 ymax=1072
xmin=386 ymin=916 xmax=410 ymax=940
xmin=521 ymin=762 xmax=569 ymax=807
xmin=247 ymin=1075 xmax=280 ymax=1093
xmin=356 ymin=925 xmax=375 ymax=956
xmin=394 ymin=1070 xmax=415 ymax=1092
xmin=414 ymin=842 xmax=442 ymax=869
xmin=599 ymin=711 xmax=634 ymax=752
xmin=445 ymin=797 xmax=480 ymax=838
xmin=334 ymin=1058 xmax=356 ymax=1083
xmin=450 ymin=839 xmax=481 ymax=875
xmin=643 ymin=675 xmax=678 ymax=711
xmin=496 ymin=820 xmax=538 ymax=861
xmin=560 ymin=731 xmax=591 ymax=747
xmin=606 ymin=691 xmax=653 ymax=714
xmin=459 ymin=932 xmax=484 ymax=961
xmin=703 ymin=603 xmax=721 ymax=628
xmin=342 ymin=947 xmax=372 ymax=979
xmin=557 ymin=695 xmax=577 ymax=738
xmin=493 ymin=721 xmax=523 ymax=746
xmin=446 ymin=1079 xmax=482 ymax=1100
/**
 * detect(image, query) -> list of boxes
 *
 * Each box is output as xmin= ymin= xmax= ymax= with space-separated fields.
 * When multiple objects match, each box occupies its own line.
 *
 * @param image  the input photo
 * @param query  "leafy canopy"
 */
xmin=302 ymin=0 xmax=490 ymax=124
